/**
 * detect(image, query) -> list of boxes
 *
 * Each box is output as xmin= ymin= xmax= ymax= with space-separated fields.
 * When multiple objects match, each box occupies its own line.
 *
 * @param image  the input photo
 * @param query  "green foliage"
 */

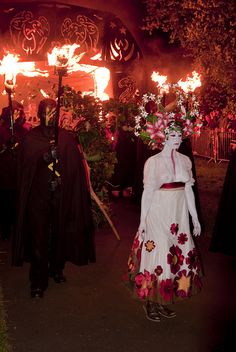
xmin=61 ymin=86 xmax=117 ymax=193
xmin=61 ymin=87 xmax=138 ymax=226
xmin=142 ymin=0 xmax=236 ymax=113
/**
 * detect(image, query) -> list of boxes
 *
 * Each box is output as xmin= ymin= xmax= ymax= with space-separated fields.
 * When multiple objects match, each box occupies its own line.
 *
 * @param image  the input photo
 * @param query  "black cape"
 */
xmin=210 ymin=149 xmax=236 ymax=256
xmin=12 ymin=126 xmax=96 ymax=266
xmin=110 ymin=128 xmax=137 ymax=190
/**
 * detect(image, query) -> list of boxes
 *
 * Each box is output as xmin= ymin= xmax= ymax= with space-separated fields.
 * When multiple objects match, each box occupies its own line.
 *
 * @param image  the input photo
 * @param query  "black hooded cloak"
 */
xmin=210 ymin=149 xmax=236 ymax=256
xmin=12 ymin=125 xmax=96 ymax=266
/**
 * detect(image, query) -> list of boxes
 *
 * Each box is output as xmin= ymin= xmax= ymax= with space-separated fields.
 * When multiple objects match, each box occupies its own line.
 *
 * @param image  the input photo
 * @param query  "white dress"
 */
xmin=126 ymin=151 xmax=203 ymax=304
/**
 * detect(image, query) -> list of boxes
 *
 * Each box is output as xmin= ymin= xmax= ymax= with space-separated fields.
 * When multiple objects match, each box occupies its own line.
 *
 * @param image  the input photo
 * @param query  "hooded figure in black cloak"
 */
xmin=0 ymin=101 xmax=29 ymax=240
xmin=12 ymin=98 xmax=96 ymax=298
xmin=210 ymin=148 xmax=236 ymax=256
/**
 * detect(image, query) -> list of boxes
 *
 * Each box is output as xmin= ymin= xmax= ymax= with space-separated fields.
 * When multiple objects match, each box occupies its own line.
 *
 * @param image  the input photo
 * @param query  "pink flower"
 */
xmin=146 ymin=121 xmax=164 ymax=140
xmin=186 ymin=248 xmax=200 ymax=271
xmin=178 ymin=233 xmax=188 ymax=245
xmin=170 ymin=223 xmax=179 ymax=235
xmin=159 ymin=279 xmax=174 ymax=302
xmin=154 ymin=265 xmax=163 ymax=276
xmin=183 ymin=119 xmax=194 ymax=136
xmin=134 ymin=270 xmax=154 ymax=299
xmin=132 ymin=233 xmax=141 ymax=251
xmin=167 ymin=245 xmax=184 ymax=274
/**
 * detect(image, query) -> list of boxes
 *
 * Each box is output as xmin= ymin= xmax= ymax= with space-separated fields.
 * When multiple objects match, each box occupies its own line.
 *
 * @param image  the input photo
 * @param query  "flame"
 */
xmin=64 ymin=63 xmax=110 ymax=101
xmin=94 ymin=67 xmax=110 ymax=101
xmin=0 ymin=52 xmax=48 ymax=91
xmin=151 ymin=71 xmax=169 ymax=94
xmin=47 ymin=44 xmax=85 ymax=73
xmin=90 ymin=53 xmax=102 ymax=61
xmin=177 ymin=71 xmax=201 ymax=93
xmin=40 ymin=89 xmax=50 ymax=98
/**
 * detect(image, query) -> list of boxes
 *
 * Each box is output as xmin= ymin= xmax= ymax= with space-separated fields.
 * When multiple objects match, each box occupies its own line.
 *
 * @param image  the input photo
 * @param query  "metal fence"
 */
xmin=191 ymin=128 xmax=236 ymax=163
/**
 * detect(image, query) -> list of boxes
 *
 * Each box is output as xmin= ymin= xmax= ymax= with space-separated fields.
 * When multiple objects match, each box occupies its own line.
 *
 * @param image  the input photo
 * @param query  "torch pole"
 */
xmin=54 ymin=69 xmax=65 ymax=145
xmin=6 ymin=88 xmax=14 ymax=137
xmin=52 ymin=68 xmax=65 ymax=180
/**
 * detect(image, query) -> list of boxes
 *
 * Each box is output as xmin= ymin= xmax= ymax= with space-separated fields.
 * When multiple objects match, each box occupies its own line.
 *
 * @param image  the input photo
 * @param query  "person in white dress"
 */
xmin=126 ymin=122 xmax=202 ymax=322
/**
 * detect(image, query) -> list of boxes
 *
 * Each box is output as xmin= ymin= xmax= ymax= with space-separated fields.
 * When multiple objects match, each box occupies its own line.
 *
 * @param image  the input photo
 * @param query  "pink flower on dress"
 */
xmin=154 ymin=265 xmax=163 ymax=276
xmin=170 ymin=223 xmax=179 ymax=235
xmin=159 ymin=279 xmax=174 ymax=302
xmin=132 ymin=233 xmax=141 ymax=251
xmin=134 ymin=270 xmax=154 ymax=299
xmin=167 ymin=245 xmax=184 ymax=274
xmin=178 ymin=233 xmax=188 ymax=245
xmin=186 ymin=248 xmax=200 ymax=271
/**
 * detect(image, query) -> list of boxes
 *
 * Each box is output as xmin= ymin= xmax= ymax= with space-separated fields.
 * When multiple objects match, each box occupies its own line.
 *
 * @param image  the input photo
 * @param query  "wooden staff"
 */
xmin=84 ymin=159 xmax=120 ymax=241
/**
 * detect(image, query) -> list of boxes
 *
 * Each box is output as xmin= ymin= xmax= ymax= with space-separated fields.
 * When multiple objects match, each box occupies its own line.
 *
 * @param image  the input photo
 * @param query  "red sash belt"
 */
xmin=160 ymin=182 xmax=185 ymax=189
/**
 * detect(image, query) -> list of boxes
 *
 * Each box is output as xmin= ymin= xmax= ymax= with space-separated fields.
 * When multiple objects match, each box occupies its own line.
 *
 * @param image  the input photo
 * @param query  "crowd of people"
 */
xmin=0 ymin=97 xmax=234 ymax=323
xmin=203 ymin=110 xmax=236 ymax=132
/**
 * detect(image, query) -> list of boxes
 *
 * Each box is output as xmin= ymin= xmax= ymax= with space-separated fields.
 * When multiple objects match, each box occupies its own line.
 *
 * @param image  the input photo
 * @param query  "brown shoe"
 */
xmin=143 ymin=301 xmax=161 ymax=322
xmin=156 ymin=304 xmax=176 ymax=318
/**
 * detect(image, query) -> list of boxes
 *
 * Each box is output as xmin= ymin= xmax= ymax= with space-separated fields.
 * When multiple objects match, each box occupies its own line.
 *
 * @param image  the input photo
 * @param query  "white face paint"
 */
xmin=165 ymin=131 xmax=182 ymax=150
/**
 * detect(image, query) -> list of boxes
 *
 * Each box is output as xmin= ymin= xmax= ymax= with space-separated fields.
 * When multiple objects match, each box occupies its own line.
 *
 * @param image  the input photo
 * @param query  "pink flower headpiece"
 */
xmin=134 ymin=91 xmax=202 ymax=149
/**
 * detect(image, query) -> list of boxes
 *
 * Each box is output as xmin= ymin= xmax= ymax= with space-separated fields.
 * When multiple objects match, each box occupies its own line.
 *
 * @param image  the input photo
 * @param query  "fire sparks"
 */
xmin=177 ymin=71 xmax=201 ymax=93
xmin=151 ymin=71 xmax=169 ymax=94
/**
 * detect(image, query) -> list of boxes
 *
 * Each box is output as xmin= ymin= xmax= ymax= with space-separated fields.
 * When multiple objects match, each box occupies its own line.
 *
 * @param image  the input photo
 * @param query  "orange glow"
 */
xmin=177 ymin=71 xmax=201 ymax=93
xmin=90 ymin=53 xmax=102 ymax=61
xmin=151 ymin=71 xmax=169 ymax=94
xmin=0 ymin=53 xmax=48 ymax=91
xmin=40 ymin=89 xmax=50 ymax=98
xmin=94 ymin=67 xmax=110 ymax=101
xmin=47 ymin=44 xmax=85 ymax=73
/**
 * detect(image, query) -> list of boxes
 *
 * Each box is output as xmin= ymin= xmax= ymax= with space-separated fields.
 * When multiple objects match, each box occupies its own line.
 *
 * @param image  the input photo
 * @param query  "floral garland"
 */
xmin=134 ymin=87 xmax=203 ymax=149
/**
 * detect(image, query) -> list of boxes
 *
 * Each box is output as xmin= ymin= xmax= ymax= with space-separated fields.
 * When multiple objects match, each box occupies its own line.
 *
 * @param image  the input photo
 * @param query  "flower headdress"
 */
xmin=134 ymin=87 xmax=202 ymax=149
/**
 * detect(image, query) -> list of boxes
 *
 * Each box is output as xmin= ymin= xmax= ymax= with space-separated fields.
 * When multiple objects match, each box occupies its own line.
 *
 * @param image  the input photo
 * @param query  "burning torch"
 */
xmin=47 ymin=44 xmax=84 ymax=145
xmin=47 ymin=44 xmax=84 ymax=188
xmin=177 ymin=71 xmax=201 ymax=111
xmin=0 ymin=54 xmax=19 ymax=137
xmin=0 ymin=52 xmax=49 ymax=138
xmin=151 ymin=71 xmax=169 ymax=107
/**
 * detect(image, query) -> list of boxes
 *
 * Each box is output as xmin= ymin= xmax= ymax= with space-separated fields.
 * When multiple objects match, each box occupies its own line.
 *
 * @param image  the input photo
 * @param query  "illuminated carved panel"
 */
xmin=61 ymin=15 xmax=99 ymax=53
xmin=0 ymin=3 xmax=141 ymax=63
xmin=102 ymin=19 xmax=141 ymax=62
xmin=9 ymin=10 xmax=50 ymax=55
xmin=118 ymin=76 xmax=137 ymax=103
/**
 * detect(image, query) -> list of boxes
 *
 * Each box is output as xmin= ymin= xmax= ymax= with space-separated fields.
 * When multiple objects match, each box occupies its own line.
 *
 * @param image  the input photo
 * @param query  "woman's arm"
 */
xmin=139 ymin=157 xmax=161 ymax=235
xmin=184 ymin=157 xmax=201 ymax=236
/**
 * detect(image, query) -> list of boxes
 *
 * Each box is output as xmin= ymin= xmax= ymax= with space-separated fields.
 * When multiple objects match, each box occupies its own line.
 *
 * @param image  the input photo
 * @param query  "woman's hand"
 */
xmin=192 ymin=219 xmax=201 ymax=236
